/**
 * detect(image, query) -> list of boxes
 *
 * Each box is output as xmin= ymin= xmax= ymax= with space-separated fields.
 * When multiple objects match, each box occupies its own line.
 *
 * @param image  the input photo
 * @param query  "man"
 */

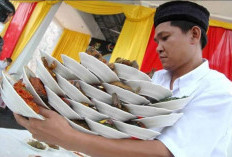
xmin=14 ymin=1 xmax=232 ymax=157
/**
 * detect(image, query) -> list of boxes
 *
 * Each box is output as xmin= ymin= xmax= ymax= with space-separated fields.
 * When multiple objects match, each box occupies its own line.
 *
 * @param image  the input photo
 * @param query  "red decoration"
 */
xmin=0 ymin=2 xmax=37 ymax=60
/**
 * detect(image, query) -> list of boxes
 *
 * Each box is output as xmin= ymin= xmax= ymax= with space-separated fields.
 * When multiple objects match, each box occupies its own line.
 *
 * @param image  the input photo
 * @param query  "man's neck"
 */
xmin=169 ymin=58 xmax=203 ymax=90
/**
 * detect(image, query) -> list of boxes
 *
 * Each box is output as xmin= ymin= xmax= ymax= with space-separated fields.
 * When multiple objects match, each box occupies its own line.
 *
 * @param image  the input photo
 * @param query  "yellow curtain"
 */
xmin=65 ymin=1 xmax=155 ymax=68
xmin=10 ymin=1 xmax=54 ymax=64
xmin=0 ymin=1 xmax=20 ymax=37
xmin=52 ymin=29 xmax=90 ymax=62
xmin=209 ymin=19 xmax=232 ymax=30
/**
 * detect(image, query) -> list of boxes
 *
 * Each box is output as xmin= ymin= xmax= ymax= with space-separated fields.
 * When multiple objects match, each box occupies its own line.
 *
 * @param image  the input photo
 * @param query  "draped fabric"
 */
xmin=141 ymin=25 xmax=232 ymax=80
xmin=140 ymin=27 xmax=162 ymax=73
xmin=8 ymin=2 xmax=61 ymax=76
xmin=209 ymin=19 xmax=232 ymax=31
xmin=9 ymin=1 xmax=54 ymax=65
xmin=203 ymin=27 xmax=226 ymax=60
xmin=52 ymin=29 xmax=90 ymax=62
xmin=0 ymin=1 xmax=20 ymax=37
xmin=204 ymin=27 xmax=232 ymax=80
xmin=65 ymin=1 xmax=155 ymax=67
xmin=0 ymin=3 xmax=37 ymax=60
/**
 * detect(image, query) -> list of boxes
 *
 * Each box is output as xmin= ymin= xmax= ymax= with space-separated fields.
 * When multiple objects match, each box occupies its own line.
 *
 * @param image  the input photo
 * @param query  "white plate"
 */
xmin=134 ymin=113 xmax=183 ymax=129
xmin=24 ymin=138 xmax=48 ymax=152
xmin=102 ymin=83 xmax=150 ymax=105
xmin=56 ymin=74 xmax=92 ymax=104
xmin=114 ymin=63 xmax=151 ymax=82
xmin=45 ymin=86 xmax=82 ymax=119
xmin=40 ymin=51 xmax=78 ymax=80
xmin=92 ymin=98 xmax=136 ymax=122
xmin=123 ymin=104 xmax=172 ymax=117
xmin=68 ymin=99 xmax=109 ymax=121
xmin=149 ymin=96 xmax=192 ymax=111
xmin=79 ymin=52 xmax=120 ymax=83
xmin=22 ymin=66 xmax=50 ymax=109
xmin=85 ymin=118 xmax=131 ymax=139
xmin=125 ymin=80 xmax=172 ymax=101
xmin=61 ymin=54 xmax=100 ymax=85
xmin=1 ymin=72 xmax=44 ymax=120
xmin=36 ymin=59 xmax=65 ymax=96
xmin=66 ymin=118 xmax=98 ymax=135
xmin=78 ymin=80 xmax=112 ymax=104
xmin=113 ymin=120 xmax=161 ymax=140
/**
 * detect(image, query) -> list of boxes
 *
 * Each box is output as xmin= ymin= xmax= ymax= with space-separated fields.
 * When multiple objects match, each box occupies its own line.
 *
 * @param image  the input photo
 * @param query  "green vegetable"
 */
xmin=159 ymin=96 xmax=188 ymax=102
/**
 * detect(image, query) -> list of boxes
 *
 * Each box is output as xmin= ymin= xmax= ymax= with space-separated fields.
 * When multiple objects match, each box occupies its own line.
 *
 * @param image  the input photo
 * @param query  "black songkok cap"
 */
xmin=154 ymin=1 xmax=210 ymax=32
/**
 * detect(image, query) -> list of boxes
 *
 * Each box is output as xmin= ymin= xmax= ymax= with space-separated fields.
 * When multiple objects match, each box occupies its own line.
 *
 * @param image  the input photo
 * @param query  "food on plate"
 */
xmin=60 ymin=97 xmax=72 ymax=107
xmin=112 ymin=93 xmax=130 ymax=113
xmin=86 ymin=47 xmax=107 ymax=64
xmin=29 ymin=77 xmax=48 ymax=104
xmin=82 ymin=102 xmax=97 ymax=110
xmin=27 ymin=139 xmax=47 ymax=150
xmin=143 ymin=96 xmax=159 ymax=104
xmin=14 ymin=80 xmax=40 ymax=113
xmin=99 ymin=119 xmax=118 ymax=130
xmin=68 ymin=80 xmax=86 ymax=95
xmin=108 ymin=57 xmax=139 ymax=74
xmin=125 ymin=120 xmax=146 ymax=128
xmin=110 ymin=81 xmax=140 ymax=94
xmin=47 ymin=143 xmax=59 ymax=150
xmin=71 ymin=119 xmax=91 ymax=130
xmin=158 ymin=96 xmax=188 ymax=103
xmin=114 ymin=57 xmax=139 ymax=69
xmin=41 ymin=57 xmax=57 ymax=81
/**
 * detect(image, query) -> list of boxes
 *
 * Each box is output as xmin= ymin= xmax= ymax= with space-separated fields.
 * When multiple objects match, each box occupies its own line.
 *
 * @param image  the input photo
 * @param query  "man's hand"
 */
xmin=14 ymin=107 xmax=74 ymax=146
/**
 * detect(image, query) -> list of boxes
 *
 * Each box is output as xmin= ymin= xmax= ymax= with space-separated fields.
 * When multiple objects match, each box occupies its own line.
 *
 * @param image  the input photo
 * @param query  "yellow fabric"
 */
xmin=12 ymin=1 xmax=58 ymax=4
xmin=52 ymin=29 xmax=90 ymax=63
xmin=65 ymin=1 xmax=155 ymax=68
xmin=10 ymin=1 xmax=53 ymax=66
xmin=65 ymin=1 xmax=123 ymax=15
xmin=209 ymin=19 xmax=232 ymax=30
xmin=110 ymin=13 xmax=154 ymax=66
xmin=0 ymin=1 xmax=20 ymax=37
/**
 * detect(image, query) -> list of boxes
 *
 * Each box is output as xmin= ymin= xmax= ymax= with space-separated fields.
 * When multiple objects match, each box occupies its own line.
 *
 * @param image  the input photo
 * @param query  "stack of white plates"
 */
xmin=2 ymin=52 xmax=192 ymax=140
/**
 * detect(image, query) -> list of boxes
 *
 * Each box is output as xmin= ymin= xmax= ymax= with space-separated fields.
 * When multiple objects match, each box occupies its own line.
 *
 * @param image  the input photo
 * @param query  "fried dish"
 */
xmin=27 ymin=139 xmax=46 ymax=150
xmin=71 ymin=119 xmax=90 ymax=130
xmin=125 ymin=120 xmax=146 ymax=128
xmin=99 ymin=119 xmax=118 ymax=130
xmin=111 ymin=81 xmax=134 ymax=93
xmin=115 ymin=57 xmax=139 ymax=69
xmin=14 ymin=80 xmax=39 ymax=113
xmin=41 ymin=57 xmax=57 ymax=81
xmin=68 ymin=80 xmax=86 ymax=95
xmin=112 ymin=93 xmax=129 ymax=113
xmin=29 ymin=77 xmax=47 ymax=103
xmin=86 ymin=47 xmax=107 ymax=64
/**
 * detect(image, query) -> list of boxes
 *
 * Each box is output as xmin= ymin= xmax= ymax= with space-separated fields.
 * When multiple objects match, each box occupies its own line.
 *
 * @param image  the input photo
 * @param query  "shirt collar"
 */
xmin=178 ymin=59 xmax=210 ymax=96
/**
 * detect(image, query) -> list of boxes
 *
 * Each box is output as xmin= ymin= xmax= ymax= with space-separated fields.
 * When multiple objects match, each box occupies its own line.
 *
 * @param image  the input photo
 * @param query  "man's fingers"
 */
xmin=13 ymin=113 xmax=30 ymax=129
xmin=38 ymin=107 xmax=56 ymax=118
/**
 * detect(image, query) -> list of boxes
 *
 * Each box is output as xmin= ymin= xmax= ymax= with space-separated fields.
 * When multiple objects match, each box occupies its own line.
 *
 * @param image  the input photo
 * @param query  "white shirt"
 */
xmin=152 ymin=60 xmax=232 ymax=157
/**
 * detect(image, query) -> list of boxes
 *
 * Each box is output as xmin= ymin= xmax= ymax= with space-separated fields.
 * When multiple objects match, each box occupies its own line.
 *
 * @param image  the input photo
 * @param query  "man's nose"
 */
xmin=156 ymin=43 xmax=164 ymax=54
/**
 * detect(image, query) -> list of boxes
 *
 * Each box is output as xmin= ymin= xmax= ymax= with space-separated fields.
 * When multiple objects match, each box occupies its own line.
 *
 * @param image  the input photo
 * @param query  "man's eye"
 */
xmin=162 ymin=36 xmax=169 ymax=41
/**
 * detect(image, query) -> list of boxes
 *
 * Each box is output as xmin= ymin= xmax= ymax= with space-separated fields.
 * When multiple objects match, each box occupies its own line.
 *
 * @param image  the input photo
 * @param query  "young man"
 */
xmin=14 ymin=1 xmax=232 ymax=157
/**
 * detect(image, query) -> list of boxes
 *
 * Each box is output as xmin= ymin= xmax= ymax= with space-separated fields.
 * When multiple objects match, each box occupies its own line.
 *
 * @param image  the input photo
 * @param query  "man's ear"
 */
xmin=191 ymin=26 xmax=201 ymax=44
